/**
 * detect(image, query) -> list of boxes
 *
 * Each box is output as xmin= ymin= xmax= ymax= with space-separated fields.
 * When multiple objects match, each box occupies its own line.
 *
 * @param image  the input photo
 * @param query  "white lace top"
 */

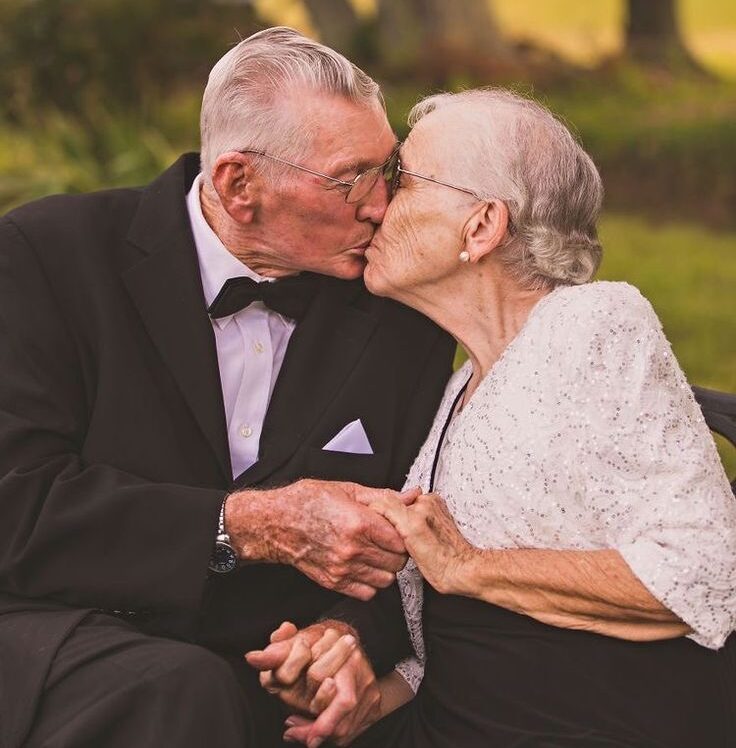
xmin=395 ymin=281 xmax=736 ymax=692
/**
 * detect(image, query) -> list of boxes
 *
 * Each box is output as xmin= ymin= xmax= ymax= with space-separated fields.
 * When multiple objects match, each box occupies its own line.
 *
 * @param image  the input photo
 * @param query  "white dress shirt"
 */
xmin=186 ymin=174 xmax=296 ymax=478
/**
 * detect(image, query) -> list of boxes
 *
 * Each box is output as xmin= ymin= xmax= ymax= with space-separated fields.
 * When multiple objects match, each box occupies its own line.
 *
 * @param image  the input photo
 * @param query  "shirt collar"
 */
xmin=186 ymin=173 xmax=272 ymax=329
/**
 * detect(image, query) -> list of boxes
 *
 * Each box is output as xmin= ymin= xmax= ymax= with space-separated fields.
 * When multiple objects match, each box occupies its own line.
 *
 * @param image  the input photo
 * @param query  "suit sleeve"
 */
xmin=0 ymin=217 xmax=226 ymax=624
xmin=327 ymin=327 xmax=455 ymax=674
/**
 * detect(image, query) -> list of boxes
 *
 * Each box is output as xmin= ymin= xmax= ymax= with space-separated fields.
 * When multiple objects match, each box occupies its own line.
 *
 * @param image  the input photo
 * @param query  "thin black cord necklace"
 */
xmin=428 ymin=375 xmax=471 ymax=492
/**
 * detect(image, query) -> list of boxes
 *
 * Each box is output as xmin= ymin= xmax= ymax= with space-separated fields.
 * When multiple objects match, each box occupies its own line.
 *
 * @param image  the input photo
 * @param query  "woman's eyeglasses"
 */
xmin=389 ymin=156 xmax=485 ymax=201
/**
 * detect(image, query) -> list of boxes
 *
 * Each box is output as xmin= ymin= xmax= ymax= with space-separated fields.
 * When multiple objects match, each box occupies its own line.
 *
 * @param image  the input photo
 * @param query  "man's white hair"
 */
xmin=409 ymin=89 xmax=603 ymax=289
xmin=200 ymin=26 xmax=383 ymax=184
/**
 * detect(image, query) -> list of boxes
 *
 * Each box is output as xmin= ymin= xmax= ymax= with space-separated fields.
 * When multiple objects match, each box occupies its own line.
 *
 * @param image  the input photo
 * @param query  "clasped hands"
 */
xmin=246 ymin=488 xmax=474 ymax=746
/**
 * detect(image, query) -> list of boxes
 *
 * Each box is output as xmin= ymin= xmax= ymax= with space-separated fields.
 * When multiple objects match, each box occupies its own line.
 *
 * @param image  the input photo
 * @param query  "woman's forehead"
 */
xmin=403 ymin=116 xmax=459 ymax=173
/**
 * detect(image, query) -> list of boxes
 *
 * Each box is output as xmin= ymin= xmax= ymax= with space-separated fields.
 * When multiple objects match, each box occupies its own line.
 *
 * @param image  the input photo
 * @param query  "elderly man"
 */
xmin=0 ymin=27 xmax=454 ymax=747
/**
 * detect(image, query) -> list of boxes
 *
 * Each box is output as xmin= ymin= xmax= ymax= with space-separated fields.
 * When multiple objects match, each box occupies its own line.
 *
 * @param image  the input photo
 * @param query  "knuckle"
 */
xmin=343 ymin=694 xmax=358 ymax=711
xmin=332 ymin=562 xmax=349 ymax=580
xmin=306 ymin=670 xmax=323 ymax=691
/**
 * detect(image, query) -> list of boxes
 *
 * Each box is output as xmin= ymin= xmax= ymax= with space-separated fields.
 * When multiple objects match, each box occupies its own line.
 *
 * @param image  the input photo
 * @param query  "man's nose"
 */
xmin=355 ymin=175 xmax=390 ymax=224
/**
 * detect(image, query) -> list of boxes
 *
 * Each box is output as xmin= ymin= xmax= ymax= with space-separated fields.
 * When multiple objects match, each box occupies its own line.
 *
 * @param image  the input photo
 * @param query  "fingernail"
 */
xmin=343 ymin=634 xmax=355 ymax=646
xmin=284 ymin=717 xmax=297 ymax=728
xmin=308 ymin=740 xmax=323 ymax=748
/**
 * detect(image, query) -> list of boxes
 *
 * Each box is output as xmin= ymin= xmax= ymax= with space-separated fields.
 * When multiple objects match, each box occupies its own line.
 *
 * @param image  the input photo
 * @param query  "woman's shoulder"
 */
xmin=540 ymin=280 xmax=662 ymax=339
xmin=525 ymin=281 xmax=673 ymax=385
xmin=546 ymin=280 xmax=653 ymax=314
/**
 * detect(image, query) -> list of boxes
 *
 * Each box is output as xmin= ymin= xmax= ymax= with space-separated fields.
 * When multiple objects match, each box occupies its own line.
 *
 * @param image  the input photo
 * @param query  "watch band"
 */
xmin=209 ymin=494 xmax=238 ymax=574
xmin=217 ymin=493 xmax=229 ymax=539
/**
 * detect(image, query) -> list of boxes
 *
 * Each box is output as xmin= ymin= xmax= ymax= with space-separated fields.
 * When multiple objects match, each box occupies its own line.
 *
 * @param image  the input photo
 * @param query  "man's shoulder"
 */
xmin=0 ymin=187 xmax=150 ymax=285
xmin=1 ymin=154 xmax=197 ymax=252
xmin=2 ymin=185 xmax=144 ymax=242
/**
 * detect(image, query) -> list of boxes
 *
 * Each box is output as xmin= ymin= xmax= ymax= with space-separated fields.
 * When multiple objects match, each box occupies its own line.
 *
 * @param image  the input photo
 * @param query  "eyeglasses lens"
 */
xmin=346 ymin=169 xmax=377 ymax=204
xmin=346 ymin=149 xmax=402 ymax=204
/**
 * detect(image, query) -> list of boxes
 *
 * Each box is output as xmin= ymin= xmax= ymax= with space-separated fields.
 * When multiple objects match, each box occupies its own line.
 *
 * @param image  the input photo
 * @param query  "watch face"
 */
xmin=210 ymin=541 xmax=238 ymax=574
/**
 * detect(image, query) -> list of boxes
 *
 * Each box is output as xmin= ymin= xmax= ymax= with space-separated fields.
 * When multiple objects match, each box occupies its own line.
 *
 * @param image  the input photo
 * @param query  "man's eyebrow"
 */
xmin=333 ymin=158 xmax=369 ymax=176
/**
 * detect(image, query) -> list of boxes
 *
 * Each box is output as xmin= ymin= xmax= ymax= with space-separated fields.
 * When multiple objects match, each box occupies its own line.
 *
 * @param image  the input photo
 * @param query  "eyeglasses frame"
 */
xmin=391 ymin=156 xmax=515 ymax=235
xmin=238 ymin=144 xmax=401 ymax=204
xmin=391 ymin=157 xmax=484 ymax=201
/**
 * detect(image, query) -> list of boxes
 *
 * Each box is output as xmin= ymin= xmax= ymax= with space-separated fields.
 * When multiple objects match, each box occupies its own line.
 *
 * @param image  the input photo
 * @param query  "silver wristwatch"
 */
xmin=208 ymin=495 xmax=238 ymax=574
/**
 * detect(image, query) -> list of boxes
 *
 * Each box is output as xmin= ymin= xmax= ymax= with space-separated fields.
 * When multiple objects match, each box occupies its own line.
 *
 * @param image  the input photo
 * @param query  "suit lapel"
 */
xmin=122 ymin=155 xmax=231 ymax=480
xmin=235 ymin=277 xmax=378 ymax=487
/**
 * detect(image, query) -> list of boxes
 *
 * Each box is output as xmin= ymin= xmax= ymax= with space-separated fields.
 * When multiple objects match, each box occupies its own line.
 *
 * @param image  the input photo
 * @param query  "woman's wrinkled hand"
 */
xmin=362 ymin=490 xmax=477 ymax=595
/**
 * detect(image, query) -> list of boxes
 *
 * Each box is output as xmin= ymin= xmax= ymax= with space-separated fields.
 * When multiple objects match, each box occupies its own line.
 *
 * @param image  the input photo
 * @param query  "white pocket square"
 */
xmin=322 ymin=419 xmax=374 ymax=455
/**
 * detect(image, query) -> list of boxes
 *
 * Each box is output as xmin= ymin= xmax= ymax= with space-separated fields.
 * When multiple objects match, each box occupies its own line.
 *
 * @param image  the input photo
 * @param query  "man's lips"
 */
xmin=346 ymin=238 xmax=373 ymax=256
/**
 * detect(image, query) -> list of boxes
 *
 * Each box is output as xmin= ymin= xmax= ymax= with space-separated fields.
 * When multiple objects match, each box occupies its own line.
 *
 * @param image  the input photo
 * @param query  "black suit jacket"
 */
xmin=0 ymin=154 xmax=454 ymax=746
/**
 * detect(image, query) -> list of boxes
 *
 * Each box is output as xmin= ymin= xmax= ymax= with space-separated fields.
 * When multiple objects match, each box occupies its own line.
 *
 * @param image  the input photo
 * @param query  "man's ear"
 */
xmin=461 ymin=200 xmax=511 ymax=263
xmin=210 ymin=152 xmax=259 ymax=224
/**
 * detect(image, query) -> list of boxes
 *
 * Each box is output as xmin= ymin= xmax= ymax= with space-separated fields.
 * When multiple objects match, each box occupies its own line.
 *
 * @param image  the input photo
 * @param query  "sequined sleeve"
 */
xmin=574 ymin=284 xmax=736 ymax=648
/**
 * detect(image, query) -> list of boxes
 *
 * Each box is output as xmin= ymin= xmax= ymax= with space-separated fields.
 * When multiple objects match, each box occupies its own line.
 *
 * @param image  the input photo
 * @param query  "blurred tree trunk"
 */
xmin=625 ymin=0 xmax=702 ymax=71
xmin=303 ymin=0 xmax=359 ymax=53
xmin=375 ymin=0 xmax=517 ymax=80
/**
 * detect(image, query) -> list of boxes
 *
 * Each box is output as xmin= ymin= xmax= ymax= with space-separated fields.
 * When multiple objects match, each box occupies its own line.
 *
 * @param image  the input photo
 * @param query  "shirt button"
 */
xmin=239 ymin=425 xmax=253 ymax=438
xmin=253 ymin=341 xmax=264 ymax=354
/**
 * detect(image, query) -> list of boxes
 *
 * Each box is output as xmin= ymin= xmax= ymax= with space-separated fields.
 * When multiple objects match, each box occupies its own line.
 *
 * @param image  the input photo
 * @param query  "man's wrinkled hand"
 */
xmin=228 ymin=480 xmax=413 ymax=600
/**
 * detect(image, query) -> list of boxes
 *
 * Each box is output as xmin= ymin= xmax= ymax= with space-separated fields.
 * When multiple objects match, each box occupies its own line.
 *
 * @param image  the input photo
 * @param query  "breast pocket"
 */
xmin=305 ymin=448 xmax=390 ymax=488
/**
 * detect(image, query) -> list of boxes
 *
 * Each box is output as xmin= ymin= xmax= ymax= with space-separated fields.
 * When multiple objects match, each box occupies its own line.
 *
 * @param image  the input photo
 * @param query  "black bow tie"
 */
xmin=207 ymin=273 xmax=319 ymax=321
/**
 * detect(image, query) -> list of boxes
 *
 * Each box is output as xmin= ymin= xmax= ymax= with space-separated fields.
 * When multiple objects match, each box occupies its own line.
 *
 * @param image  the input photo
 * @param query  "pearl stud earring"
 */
xmin=459 ymin=250 xmax=470 ymax=263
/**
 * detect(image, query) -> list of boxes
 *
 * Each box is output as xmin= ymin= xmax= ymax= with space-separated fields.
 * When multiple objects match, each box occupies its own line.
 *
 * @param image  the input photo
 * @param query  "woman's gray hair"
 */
xmin=409 ymin=89 xmax=603 ymax=289
xmin=200 ymin=27 xmax=383 ymax=184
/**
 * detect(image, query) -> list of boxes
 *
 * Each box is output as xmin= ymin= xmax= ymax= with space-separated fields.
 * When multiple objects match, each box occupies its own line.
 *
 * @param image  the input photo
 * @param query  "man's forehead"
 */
xmin=278 ymin=88 xmax=393 ymax=162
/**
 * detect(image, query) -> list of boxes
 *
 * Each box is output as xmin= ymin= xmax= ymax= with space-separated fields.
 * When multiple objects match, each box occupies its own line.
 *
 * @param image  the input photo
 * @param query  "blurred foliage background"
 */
xmin=0 ymin=0 xmax=734 ymax=474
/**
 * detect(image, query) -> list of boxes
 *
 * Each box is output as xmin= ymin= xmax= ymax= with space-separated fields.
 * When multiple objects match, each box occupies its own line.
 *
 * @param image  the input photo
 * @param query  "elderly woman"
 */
xmin=253 ymin=89 xmax=736 ymax=747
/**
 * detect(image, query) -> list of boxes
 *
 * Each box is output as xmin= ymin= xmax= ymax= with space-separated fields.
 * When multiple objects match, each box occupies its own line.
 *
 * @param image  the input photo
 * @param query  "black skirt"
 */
xmin=351 ymin=584 xmax=736 ymax=747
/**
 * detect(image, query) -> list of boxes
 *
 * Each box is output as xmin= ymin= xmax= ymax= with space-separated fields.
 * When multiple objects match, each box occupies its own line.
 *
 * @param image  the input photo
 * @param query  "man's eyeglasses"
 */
xmin=239 ymin=145 xmax=401 ymax=204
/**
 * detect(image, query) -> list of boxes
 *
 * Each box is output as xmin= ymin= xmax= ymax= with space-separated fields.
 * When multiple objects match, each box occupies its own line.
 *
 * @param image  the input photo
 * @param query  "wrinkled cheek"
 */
xmin=371 ymin=207 xmax=424 ymax=287
xmin=395 ymin=219 xmax=426 ymax=282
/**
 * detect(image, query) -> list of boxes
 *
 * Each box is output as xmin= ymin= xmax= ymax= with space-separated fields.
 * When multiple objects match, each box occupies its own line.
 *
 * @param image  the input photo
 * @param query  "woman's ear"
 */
xmin=210 ymin=152 xmax=259 ymax=224
xmin=461 ymin=200 xmax=511 ymax=263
